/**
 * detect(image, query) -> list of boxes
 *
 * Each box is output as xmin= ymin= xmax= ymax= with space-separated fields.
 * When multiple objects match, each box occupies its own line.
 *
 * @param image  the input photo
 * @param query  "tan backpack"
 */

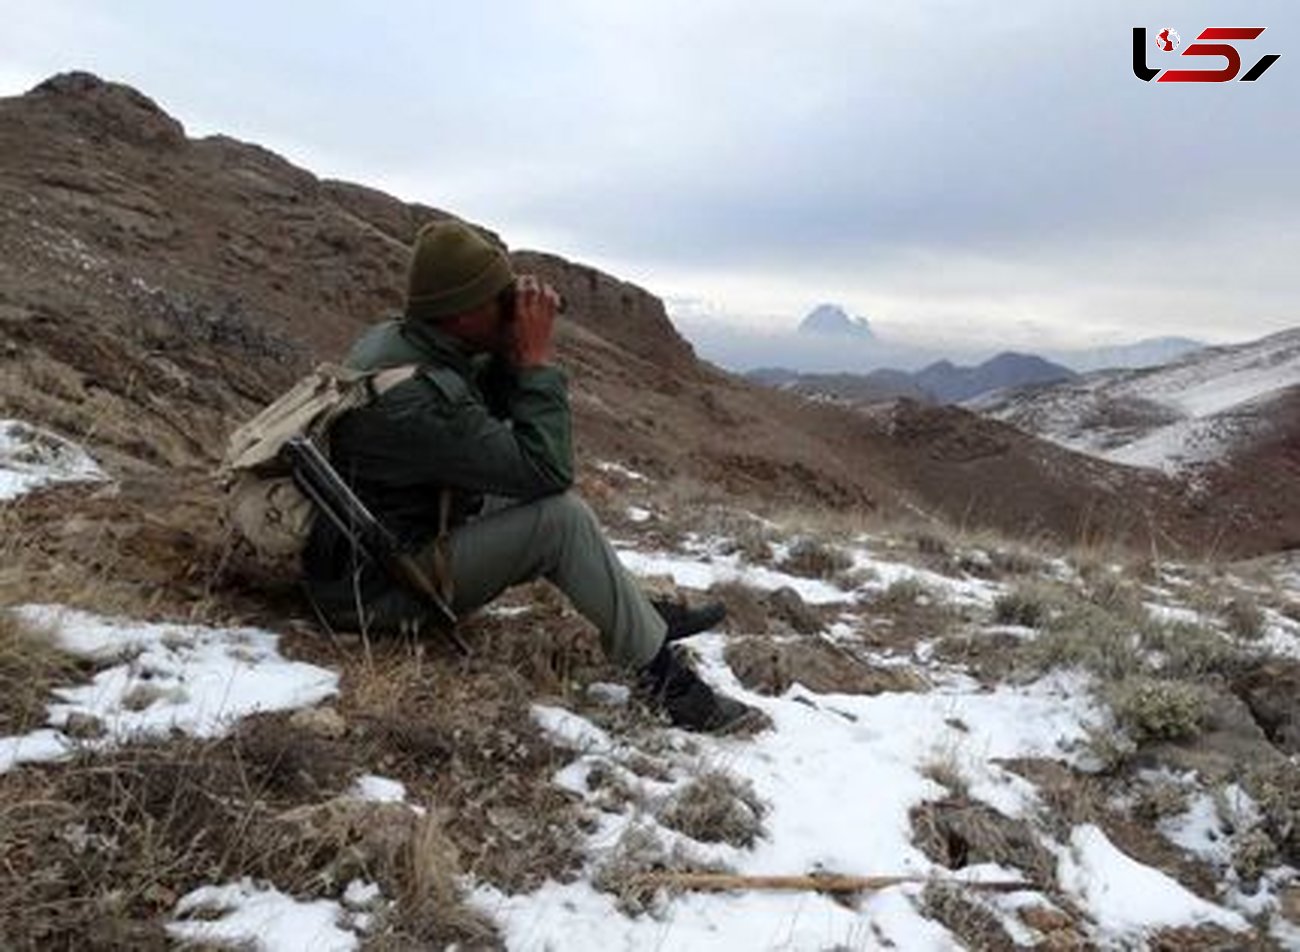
xmin=221 ymin=362 xmax=418 ymax=560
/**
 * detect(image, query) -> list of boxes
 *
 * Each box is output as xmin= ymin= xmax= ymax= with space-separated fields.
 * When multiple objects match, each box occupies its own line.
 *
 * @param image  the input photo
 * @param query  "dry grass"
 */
xmin=1132 ymin=774 xmax=1193 ymax=822
xmin=909 ymin=797 xmax=1055 ymax=886
xmin=0 ymin=614 xmax=592 ymax=949
xmin=726 ymin=636 xmax=927 ymax=697
xmin=991 ymin=584 xmax=1057 ymax=629
xmin=0 ymin=608 xmax=86 ymax=734
xmin=920 ymin=882 xmax=1016 ymax=952
xmin=657 ymin=770 xmax=767 ymax=848
xmin=860 ymin=578 xmax=965 ymax=655
xmin=779 ymin=537 xmax=853 ymax=580
xmin=591 ymin=823 xmax=733 ymax=916
xmin=0 ymin=719 xmax=489 ymax=949
xmin=920 ymin=746 xmax=971 ymax=800
xmin=324 ymin=631 xmax=589 ymax=895
xmin=0 ymin=546 xmax=603 ymax=947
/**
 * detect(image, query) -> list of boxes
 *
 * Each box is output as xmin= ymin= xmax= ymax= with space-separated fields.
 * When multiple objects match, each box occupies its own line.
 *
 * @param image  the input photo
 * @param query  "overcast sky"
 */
xmin=1 ymin=0 xmax=1296 ymax=351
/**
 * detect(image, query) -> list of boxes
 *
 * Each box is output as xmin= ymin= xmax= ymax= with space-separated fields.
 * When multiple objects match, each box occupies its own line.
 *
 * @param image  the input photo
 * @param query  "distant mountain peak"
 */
xmin=798 ymin=304 xmax=875 ymax=340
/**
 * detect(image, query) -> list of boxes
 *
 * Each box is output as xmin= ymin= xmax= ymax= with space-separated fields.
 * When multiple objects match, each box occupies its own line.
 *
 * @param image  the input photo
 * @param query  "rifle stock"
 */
xmin=284 ymin=437 xmax=466 ymax=651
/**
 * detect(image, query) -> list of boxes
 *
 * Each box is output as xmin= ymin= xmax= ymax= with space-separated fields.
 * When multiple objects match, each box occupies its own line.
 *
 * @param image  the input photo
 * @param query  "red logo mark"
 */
xmin=1133 ymin=27 xmax=1280 ymax=82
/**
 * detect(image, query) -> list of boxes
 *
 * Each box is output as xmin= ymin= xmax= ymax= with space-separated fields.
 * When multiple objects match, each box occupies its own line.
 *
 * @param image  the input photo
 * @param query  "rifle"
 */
xmin=283 ymin=436 xmax=470 ymax=654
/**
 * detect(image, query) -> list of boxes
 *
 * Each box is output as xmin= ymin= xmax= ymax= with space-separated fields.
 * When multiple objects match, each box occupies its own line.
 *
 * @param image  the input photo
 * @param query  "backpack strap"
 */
xmin=369 ymin=364 xmax=420 ymax=397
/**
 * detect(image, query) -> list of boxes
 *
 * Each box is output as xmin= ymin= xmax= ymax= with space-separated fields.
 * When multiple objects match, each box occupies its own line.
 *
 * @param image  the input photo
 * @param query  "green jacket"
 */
xmin=302 ymin=317 xmax=573 ymax=608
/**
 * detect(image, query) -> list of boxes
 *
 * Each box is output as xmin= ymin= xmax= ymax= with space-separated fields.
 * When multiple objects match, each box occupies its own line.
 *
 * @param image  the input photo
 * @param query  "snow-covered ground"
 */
xmin=470 ymin=527 xmax=1295 ymax=949
xmin=476 ymin=658 xmax=1101 ymax=951
xmin=969 ymin=328 xmax=1300 ymax=474
xmin=4 ymin=474 xmax=1298 ymax=948
xmin=0 ymin=606 xmax=338 ymax=773
xmin=0 ymin=419 xmax=107 ymax=500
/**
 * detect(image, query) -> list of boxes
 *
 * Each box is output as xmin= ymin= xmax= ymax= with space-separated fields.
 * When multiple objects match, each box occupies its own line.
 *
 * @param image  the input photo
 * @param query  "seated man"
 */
xmin=303 ymin=218 xmax=758 ymax=733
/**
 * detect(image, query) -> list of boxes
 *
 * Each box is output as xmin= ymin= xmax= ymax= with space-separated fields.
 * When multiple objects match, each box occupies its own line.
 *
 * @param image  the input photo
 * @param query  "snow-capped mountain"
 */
xmin=969 ymin=328 xmax=1300 ymax=475
xmin=797 ymin=303 xmax=875 ymax=339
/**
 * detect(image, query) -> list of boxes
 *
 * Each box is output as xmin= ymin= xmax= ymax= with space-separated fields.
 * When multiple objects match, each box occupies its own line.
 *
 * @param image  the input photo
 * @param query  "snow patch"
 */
xmin=0 ymin=606 xmax=338 ymax=773
xmin=1057 ymin=824 xmax=1248 ymax=938
xmin=168 ymin=879 xmax=365 ymax=951
xmin=595 ymin=460 xmax=648 ymax=482
xmin=617 ymin=547 xmax=847 ymax=605
xmin=351 ymin=774 xmax=408 ymax=804
xmin=0 ymin=419 xmax=107 ymax=500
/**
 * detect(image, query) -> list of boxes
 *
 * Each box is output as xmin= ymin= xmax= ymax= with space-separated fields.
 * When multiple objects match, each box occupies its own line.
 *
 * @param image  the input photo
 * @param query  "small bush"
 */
xmin=910 ymin=531 xmax=951 ymax=558
xmin=986 ymin=547 xmax=1044 ymax=578
xmin=993 ymin=588 xmax=1049 ymax=629
xmin=1139 ymin=621 xmax=1237 ymax=678
xmin=1222 ymin=596 xmax=1266 ymax=641
xmin=1023 ymin=600 xmax=1142 ymax=681
xmin=1107 ymin=677 xmax=1206 ymax=743
xmin=1132 ymin=776 xmax=1191 ymax=822
xmin=877 ymin=577 xmax=931 ymax=610
xmin=1087 ymin=573 xmax=1143 ymax=616
xmin=1243 ymin=763 xmax=1300 ymax=866
xmin=781 ymin=538 xmax=852 ymax=580
xmin=1230 ymin=829 xmax=1276 ymax=887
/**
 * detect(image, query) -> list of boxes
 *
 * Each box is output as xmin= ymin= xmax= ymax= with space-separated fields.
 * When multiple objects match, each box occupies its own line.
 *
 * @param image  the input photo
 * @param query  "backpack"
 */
xmin=221 ymin=362 xmax=418 ymax=560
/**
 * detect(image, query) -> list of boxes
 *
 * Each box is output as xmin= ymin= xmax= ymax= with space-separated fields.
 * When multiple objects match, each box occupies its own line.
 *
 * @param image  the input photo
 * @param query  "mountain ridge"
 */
xmin=748 ymin=351 xmax=1077 ymax=405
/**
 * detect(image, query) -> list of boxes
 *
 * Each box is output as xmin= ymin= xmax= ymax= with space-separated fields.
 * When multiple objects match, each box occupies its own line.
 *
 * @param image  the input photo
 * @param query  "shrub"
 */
xmin=1222 ymin=596 xmax=1266 ymax=641
xmin=1023 ymin=600 xmax=1142 ymax=681
xmin=781 ymin=537 xmax=852 ymax=580
xmin=1139 ymin=620 xmax=1237 ymax=678
xmin=877 ymin=577 xmax=931 ymax=610
xmin=1132 ymin=776 xmax=1191 ymax=822
xmin=1107 ymin=677 xmax=1206 ymax=743
xmin=993 ymin=588 xmax=1049 ymax=629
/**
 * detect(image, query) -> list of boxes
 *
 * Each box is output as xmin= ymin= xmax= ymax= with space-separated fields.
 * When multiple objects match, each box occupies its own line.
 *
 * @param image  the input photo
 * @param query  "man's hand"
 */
xmin=509 ymin=274 xmax=561 ymax=369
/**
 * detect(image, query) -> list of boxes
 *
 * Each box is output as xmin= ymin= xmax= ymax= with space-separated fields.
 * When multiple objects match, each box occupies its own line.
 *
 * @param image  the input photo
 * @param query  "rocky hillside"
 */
xmin=970 ymin=329 xmax=1300 ymax=550
xmin=0 ymin=70 xmax=1287 ymax=557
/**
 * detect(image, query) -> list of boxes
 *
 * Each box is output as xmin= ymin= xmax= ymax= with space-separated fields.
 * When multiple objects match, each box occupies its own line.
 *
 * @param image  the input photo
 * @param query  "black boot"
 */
xmin=651 ymin=597 xmax=727 ymax=641
xmin=640 ymin=643 xmax=765 ymax=734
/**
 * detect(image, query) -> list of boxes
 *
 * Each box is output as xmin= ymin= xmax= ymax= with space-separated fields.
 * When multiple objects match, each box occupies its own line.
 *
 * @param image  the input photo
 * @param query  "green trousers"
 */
xmin=436 ymin=491 xmax=666 ymax=669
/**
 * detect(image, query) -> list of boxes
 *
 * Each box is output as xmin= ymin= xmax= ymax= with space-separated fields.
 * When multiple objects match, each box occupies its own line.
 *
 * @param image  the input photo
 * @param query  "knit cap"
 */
xmin=405 ymin=219 xmax=514 ymax=321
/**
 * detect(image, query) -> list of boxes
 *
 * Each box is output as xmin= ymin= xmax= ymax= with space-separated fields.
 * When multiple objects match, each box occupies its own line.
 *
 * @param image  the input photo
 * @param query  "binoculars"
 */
xmin=499 ymin=279 xmax=567 ymax=316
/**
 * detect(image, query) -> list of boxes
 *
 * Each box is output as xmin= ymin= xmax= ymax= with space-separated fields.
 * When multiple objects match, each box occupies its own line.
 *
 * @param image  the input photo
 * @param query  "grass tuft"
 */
xmin=0 ymin=608 xmax=85 ymax=734
xmin=658 ymin=770 xmax=767 ymax=848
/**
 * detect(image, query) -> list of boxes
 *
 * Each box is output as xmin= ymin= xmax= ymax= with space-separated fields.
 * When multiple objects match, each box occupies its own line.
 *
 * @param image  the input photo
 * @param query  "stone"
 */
xmin=765 ymin=586 xmax=822 ymax=635
xmin=290 ymin=706 xmax=347 ymax=740
xmin=62 ymin=711 xmax=105 ymax=740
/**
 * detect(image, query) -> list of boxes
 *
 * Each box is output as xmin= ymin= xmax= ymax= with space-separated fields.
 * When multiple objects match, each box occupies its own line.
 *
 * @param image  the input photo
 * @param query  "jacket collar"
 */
xmin=399 ymin=319 xmax=479 ymax=378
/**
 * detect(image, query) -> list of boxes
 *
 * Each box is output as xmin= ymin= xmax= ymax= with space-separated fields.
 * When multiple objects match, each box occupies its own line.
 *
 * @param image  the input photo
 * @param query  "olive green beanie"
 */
xmin=405 ymin=219 xmax=514 ymax=321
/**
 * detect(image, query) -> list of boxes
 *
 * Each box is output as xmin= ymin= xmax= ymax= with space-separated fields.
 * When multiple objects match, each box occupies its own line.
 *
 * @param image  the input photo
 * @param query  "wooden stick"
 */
xmin=630 ymin=872 xmax=1033 ymax=895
